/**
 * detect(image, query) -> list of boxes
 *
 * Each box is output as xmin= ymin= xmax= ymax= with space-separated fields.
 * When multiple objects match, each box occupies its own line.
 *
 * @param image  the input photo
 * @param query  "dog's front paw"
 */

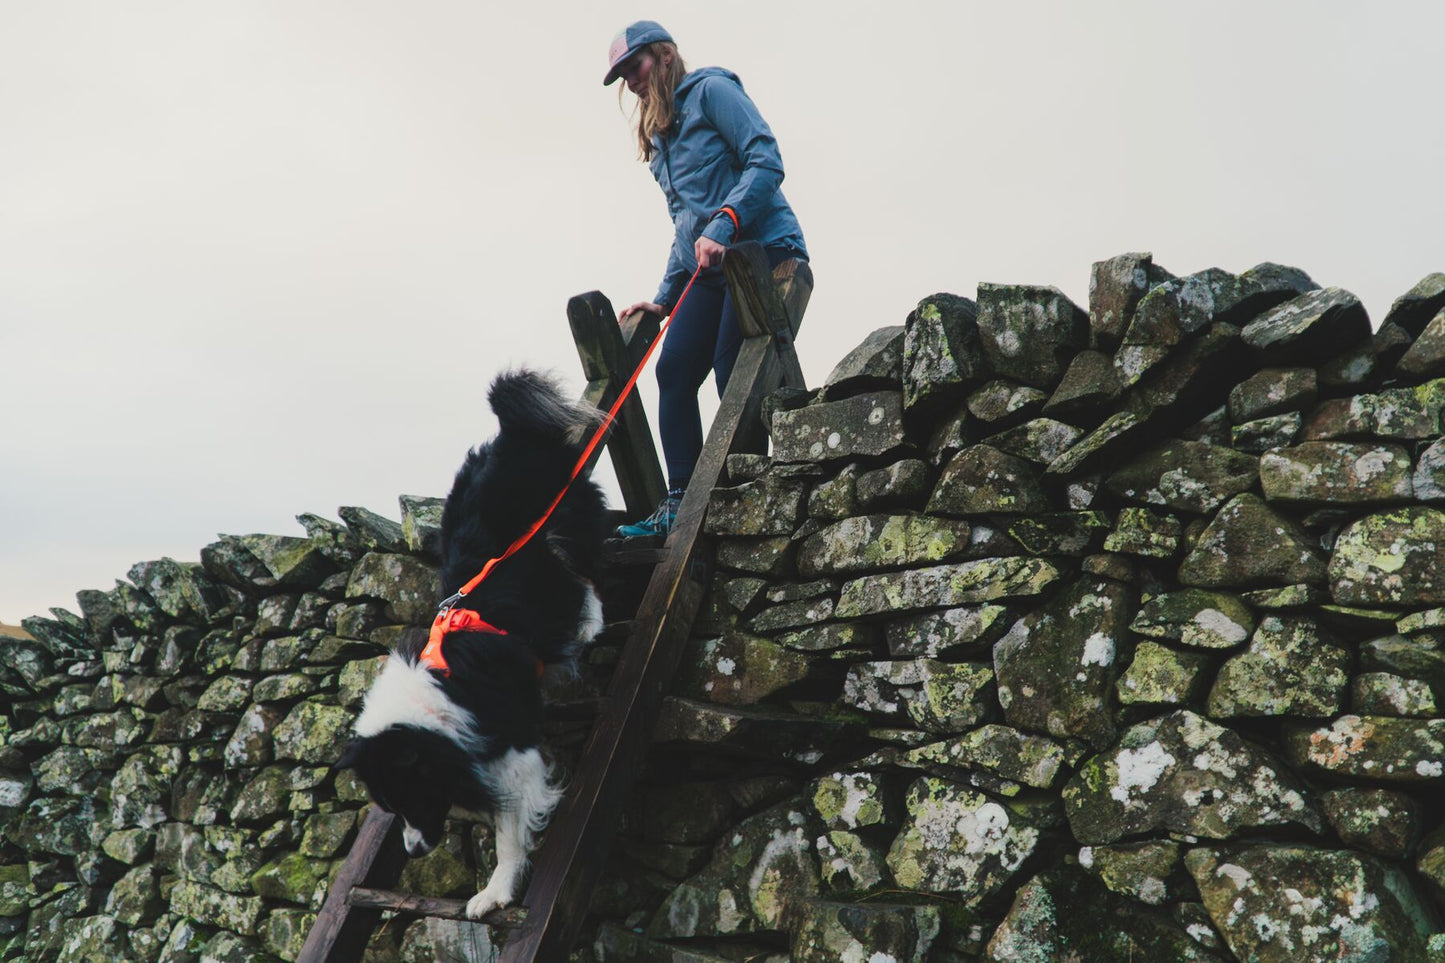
xmin=465 ymin=885 xmax=513 ymax=919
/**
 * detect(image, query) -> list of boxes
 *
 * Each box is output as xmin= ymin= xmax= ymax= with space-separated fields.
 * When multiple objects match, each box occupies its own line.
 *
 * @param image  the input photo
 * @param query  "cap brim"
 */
xmin=602 ymin=41 xmax=646 ymax=86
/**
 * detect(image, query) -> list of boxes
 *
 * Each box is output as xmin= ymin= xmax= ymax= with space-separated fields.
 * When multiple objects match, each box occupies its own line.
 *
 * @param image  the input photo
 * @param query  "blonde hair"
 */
xmin=619 ymin=41 xmax=687 ymax=161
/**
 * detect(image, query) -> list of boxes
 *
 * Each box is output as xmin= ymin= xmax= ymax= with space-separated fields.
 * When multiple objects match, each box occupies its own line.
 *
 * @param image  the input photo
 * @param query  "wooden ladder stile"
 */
xmin=298 ymin=806 xmax=406 ymax=963
xmin=297 ymin=243 xmax=811 ymax=963
xmin=498 ymin=244 xmax=811 ymax=962
xmin=567 ymin=290 xmax=667 ymax=519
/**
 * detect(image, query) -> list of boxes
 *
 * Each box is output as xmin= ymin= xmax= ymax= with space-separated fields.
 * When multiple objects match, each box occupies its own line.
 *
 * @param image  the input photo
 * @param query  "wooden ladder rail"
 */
xmin=499 ymin=243 xmax=812 ymax=962
xmin=298 ymin=805 xmax=406 ymax=963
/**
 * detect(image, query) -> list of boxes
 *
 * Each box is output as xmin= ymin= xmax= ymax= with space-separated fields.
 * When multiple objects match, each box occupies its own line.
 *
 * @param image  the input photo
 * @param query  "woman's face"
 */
xmin=619 ymin=51 xmax=658 ymax=98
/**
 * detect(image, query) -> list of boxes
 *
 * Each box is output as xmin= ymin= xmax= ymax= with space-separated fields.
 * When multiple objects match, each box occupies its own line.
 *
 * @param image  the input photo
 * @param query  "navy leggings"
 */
xmin=655 ymin=246 xmax=799 ymax=488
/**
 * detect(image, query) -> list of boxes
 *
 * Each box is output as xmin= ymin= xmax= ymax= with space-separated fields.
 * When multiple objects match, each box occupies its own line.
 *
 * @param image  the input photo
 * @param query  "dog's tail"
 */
xmin=489 ymin=369 xmax=601 ymax=449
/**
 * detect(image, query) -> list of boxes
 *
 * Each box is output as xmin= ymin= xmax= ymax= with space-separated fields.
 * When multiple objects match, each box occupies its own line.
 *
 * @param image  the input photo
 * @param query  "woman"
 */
xmin=604 ymin=20 xmax=809 ymax=537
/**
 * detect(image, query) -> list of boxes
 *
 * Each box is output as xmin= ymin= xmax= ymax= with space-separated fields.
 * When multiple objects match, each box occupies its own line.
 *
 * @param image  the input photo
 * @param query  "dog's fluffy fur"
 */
xmin=338 ymin=370 xmax=607 ymax=918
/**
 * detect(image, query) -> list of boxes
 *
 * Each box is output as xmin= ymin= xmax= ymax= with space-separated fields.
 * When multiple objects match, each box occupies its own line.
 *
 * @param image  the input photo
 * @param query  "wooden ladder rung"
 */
xmin=545 ymin=696 xmax=605 ymax=721
xmin=601 ymin=538 xmax=670 ymax=566
xmin=347 ymin=887 xmax=527 ymax=927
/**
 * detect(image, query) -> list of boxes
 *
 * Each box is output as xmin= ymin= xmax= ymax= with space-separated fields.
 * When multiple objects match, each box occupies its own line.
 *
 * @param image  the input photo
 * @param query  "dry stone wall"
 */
xmin=3 ymin=256 xmax=1445 ymax=963
xmin=601 ymin=259 xmax=1445 ymax=962
xmin=0 ymin=502 xmax=483 ymax=962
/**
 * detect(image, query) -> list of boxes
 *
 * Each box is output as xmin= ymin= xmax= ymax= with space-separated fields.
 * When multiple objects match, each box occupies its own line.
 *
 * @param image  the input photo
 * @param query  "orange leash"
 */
xmin=419 ymin=264 xmax=706 ymax=676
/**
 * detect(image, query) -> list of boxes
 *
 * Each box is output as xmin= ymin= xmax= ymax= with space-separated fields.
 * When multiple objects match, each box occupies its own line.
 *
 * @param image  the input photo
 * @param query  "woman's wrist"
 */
xmin=704 ymin=213 xmax=737 ymax=245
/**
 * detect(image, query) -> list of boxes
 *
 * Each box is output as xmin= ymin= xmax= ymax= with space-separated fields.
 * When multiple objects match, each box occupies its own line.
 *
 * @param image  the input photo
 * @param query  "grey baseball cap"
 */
xmin=603 ymin=20 xmax=673 ymax=85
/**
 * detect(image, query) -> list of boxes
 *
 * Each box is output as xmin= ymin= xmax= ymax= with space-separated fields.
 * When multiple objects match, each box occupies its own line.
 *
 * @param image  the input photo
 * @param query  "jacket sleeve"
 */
xmin=695 ymin=77 xmax=786 ymax=246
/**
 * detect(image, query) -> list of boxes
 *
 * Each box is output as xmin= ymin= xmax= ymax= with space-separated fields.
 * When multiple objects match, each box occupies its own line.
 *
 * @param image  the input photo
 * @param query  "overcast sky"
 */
xmin=3 ymin=2 xmax=1442 ymax=624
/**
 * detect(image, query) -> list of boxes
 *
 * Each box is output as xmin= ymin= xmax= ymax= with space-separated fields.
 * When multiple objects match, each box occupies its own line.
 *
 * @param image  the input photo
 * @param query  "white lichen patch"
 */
xmin=1216 ymin=863 xmax=1253 ymax=891
xmin=1068 ymin=592 xmax=1115 ymax=618
xmin=1284 ymin=887 xmax=1324 ymax=917
xmin=0 ymin=777 xmax=28 ymax=808
xmin=666 ymin=886 xmax=702 ymax=937
xmin=1251 ymin=913 xmax=1285 ymax=944
xmin=1080 ymin=632 xmax=1115 ymax=667
xmin=830 ymin=775 xmax=876 ymax=829
xmin=1250 ymin=768 xmax=1310 ymax=815
xmin=746 ymin=825 xmax=812 ymax=928
xmin=1191 ymin=608 xmax=1248 ymax=646
xmin=1116 ymin=346 xmax=1149 ymax=383
xmin=1186 ymin=922 xmax=1216 ymax=944
xmin=960 ymin=802 xmax=1012 ymax=857
xmin=1192 ymin=745 xmax=1240 ymax=779
xmin=1353 ymin=449 xmax=1396 ymax=481
xmin=1109 ymin=741 xmax=1175 ymax=804
xmin=996 ymin=329 xmax=1022 ymax=357
xmin=1158 ymin=469 xmax=1214 ymax=507
xmin=1137 ymin=876 xmax=1167 ymax=905
xmin=1415 ymin=759 xmax=1442 ymax=777
xmin=715 ymin=888 xmax=745 ymax=933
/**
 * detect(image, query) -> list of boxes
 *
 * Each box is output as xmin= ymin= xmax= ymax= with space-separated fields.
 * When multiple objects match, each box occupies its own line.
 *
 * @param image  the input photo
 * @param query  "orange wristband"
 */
xmin=716 ymin=206 xmax=739 ymax=239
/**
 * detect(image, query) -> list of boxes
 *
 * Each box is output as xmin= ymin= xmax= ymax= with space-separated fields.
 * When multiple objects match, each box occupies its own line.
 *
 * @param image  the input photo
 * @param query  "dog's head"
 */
xmin=338 ymin=644 xmax=490 ymax=858
xmin=337 ymin=726 xmax=473 ymax=857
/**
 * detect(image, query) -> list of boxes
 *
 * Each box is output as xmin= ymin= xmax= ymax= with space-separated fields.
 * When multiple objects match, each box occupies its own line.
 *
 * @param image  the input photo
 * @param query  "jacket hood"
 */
xmin=675 ymin=66 xmax=742 ymax=99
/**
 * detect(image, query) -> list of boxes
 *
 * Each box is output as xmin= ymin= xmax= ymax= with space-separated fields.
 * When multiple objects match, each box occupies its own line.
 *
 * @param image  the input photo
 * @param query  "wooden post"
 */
xmin=567 ymin=291 xmax=666 ymax=518
xmin=498 ymin=246 xmax=811 ymax=963
xmin=721 ymin=244 xmax=813 ymax=455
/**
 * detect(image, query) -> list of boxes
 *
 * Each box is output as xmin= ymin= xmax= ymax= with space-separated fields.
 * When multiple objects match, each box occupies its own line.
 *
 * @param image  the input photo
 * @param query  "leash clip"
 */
xmin=421 ymin=592 xmax=466 ymax=678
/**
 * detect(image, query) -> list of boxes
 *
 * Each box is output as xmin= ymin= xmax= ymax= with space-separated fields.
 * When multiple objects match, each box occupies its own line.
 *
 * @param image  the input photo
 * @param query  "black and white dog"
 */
xmin=338 ymin=370 xmax=607 ymax=918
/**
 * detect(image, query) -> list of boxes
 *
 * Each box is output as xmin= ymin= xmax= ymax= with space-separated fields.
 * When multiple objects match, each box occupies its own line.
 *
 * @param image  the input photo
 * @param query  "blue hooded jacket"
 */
xmin=650 ymin=67 xmax=807 ymax=309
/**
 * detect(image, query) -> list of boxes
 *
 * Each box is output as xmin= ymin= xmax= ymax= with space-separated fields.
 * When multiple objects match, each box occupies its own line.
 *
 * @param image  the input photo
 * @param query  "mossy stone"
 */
xmin=1130 ymin=589 xmax=1254 ymax=649
xmin=809 ymin=771 xmax=894 ymax=832
xmin=1178 ymin=493 xmax=1327 ymax=588
xmin=836 ymin=557 xmax=1060 ymax=619
xmin=250 ymin=853 xmax=334 ymax=905
xmin=1329 ymin=507 xmax=1445 ymax=606
xmin=1064 ymin=711 xmax=1320 ymax=844
xmin=273 ymin=701 xmax=352 ymax=764
xmin=886 ymin=777 xmax=1039 ymax=903
xmin=1187 ymin=845 xmax=1432 ymax=962
xmin=1207 ymin=616 xmax=1350 ymax=718
xmin=908 ymin=725 xmax=1067 ymax=789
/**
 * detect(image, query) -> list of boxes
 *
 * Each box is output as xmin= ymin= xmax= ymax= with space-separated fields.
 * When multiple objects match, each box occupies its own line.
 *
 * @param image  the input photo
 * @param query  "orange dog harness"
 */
xmin=419 ymin=608 xmax=508 ymax=678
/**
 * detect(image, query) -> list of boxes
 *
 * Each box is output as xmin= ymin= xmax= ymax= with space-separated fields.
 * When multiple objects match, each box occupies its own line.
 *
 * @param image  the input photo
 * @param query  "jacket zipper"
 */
xmin=661 ymin=135 xmax=678 ymax=213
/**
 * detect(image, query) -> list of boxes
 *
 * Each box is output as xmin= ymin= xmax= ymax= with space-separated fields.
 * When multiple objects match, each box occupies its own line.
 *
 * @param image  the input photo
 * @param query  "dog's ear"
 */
xmin=334 ymin=739 xmax=365 ymax=772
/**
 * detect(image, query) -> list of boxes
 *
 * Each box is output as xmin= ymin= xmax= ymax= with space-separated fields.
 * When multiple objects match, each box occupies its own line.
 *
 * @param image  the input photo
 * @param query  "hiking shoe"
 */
xmin=615 ymin=495 xmax=681 ymax=538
